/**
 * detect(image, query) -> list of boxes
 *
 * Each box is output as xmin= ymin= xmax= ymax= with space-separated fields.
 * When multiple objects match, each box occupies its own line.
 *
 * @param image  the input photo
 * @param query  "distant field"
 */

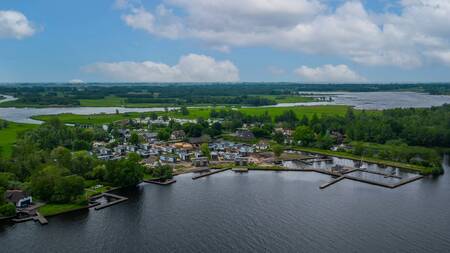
xmin=32 ymin=105 xmax=356 ymax=125
xmin=259 ymin=95 xmax=316 ymax=103
xmin=0 ymin=122 xmax=38 ymax=157
xmin=79 ymin=96 xmax=125 ymax=107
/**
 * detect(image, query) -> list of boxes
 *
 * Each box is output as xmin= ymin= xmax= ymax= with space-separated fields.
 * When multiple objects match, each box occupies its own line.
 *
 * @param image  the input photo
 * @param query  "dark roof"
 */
xmin=5 ymin=190 xmax=29 ymax=203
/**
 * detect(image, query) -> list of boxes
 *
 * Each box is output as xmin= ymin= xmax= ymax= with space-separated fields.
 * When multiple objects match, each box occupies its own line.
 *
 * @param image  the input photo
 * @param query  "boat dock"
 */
xmin=33 ymin=212 xmax=48 ymax=225
xmin=93 ymin=193 xmax=128 ymax=211
xmin=192 ymin=168 xmax=230 ymax=180
xmin=232 ymin=168 xmax=249 ymax=173
xmin=320 ymin=176 xmax=345 ymax=189
xmin=144 ymin=179 xmax=177 ymax=185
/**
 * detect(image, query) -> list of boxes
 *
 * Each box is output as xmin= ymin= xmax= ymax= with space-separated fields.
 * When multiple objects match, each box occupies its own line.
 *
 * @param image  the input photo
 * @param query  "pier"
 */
xmin=192 ymin=168 xmax=230 ymax=180
xmin=144 ymin=179 xmax=177 ymax=185
xmin=232 ymin=168 xmax=249 ymax=173
xmin=320 ymin=176 xmax=345 ymax=189
xmin=93 ymin=193 xmax=128 ymax=210
xmin=33 ymin=212 xmax=48 ymax=225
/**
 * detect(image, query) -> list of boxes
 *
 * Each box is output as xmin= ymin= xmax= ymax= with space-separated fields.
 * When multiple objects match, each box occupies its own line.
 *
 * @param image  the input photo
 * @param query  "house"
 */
xmin=235 ymin=128 xmax=255 ymax=140
xmin=159 ymin=155 xmax=177 ymax=163
xmin=171 ymin=130 xmax=186 ymax=140
xmin=210 ymin=151 xmax=219 ymax=161
xmin=255 ymin=141 xmax=269 ymax=151
xmin=235 ymin=157 xmax=249 ymax=167
xmin=5 ymin=190 xmax=32 ymax=208
xmin=239 ymin=146 xmax=254 ymax=157
xmin=192 ymin=157 xmax=209 ymax=167
xmin=178 ymin=151 xmax=191 ymax=161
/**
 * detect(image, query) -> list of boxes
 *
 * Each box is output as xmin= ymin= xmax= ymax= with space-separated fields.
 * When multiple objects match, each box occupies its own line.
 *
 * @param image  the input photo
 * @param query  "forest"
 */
xmin=2 ymin=83 xmax=450 ymax=107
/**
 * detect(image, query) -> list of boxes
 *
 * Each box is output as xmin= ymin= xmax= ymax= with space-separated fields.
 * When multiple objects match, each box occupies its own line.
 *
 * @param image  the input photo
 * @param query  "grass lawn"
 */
xmin=38 ymin=202 xmax=87 ymax=217
xmin=0 ymin=122 xmax=38 ymax=157
xmin=79 ymin=96 xmax=125 ymax=107
xmin=259 ymin=95 xmax=316 ymax=103
xmin=32 ymin=113 xmax=140 ymax=125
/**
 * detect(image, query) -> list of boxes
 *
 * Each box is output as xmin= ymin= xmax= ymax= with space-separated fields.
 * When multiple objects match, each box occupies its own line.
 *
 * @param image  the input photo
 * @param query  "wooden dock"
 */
xmin=232 ymin=168 xmax=249 ymax=173
xmin=144 ymin=179 xmax=177 ymax=185
xmin=320 ymin=176 xmax=345 ymax=189
xmin=93 ymin=193 xmax=128 ymax=211
xmin=34 ymin=212 xmax=48 ymax=225
xmin=192 ymin=168 xmax=230 ymax=180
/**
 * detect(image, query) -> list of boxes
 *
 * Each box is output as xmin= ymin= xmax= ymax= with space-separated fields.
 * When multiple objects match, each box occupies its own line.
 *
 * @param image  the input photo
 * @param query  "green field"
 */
xmin=0 ymin=122 xmax=38 ymax=157
xmin=79 ymin=96 xmax=125 ymax=107
xmin=32 ymin=105 xmax=354 ymax=125
xmin=259 ymin=95 xmax=316 ymax=103
xmin=38 ymin=202 xmax=87 ymax=216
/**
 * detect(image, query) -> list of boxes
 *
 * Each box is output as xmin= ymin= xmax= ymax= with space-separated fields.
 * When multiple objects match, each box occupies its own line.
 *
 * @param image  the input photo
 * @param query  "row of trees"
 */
xmin=0 ymin=119 xmax=146 ymax=207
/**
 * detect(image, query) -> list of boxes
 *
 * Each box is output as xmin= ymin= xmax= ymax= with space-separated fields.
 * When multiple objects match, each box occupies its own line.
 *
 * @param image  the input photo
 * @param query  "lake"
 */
xmin=1 ymin=156 xmax=449 ymax=253
xmin=1 ymin=91 xmax=450 ymax=123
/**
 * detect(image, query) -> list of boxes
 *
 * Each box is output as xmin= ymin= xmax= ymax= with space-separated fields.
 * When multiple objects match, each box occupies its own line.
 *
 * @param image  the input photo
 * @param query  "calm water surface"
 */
xmin=1 ymin=156 xmax=449 ymax=253
xmin=2 ymin=92 xmax=450 ymax=123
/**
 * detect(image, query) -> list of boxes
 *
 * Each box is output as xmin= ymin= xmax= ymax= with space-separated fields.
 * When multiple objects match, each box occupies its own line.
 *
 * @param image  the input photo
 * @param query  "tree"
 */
xmin=52 ymin=175 xmax=85 ymax=203
xmin=151 ymin=164 xmax=173 ymax=181
xmin=51 ymin=146 xmax=72 ymax=169
xmin=92 ymin=165 xmax=107 ymax=181
xmin=272 ymin=131 xmax=285 ymax=144
xmin=200 ymin=143 xmax=211 ymax=160
xmin=105 ymin=153 xmax=144 ymax=187
xmin=157 ymin=128 xmax=171 ymax=141
xmin=71 ymin=151 xmax=94 ymax=176
xmin=30 ymin=165 xmax=65 ymax=201
xmin=180 ymin=106 xmax=189 ymax=115
xmin=130 ymin=131 xmax=140 ymax=145
xmin=294 ymin=125 xmax=315 ymax=146
xmin=272 ymin=145 xmax=284 ymax=158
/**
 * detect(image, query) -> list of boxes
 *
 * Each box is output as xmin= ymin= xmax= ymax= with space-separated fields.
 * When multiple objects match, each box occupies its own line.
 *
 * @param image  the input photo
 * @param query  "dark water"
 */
xmin=1 ymin=157 xmax=450 ymax=253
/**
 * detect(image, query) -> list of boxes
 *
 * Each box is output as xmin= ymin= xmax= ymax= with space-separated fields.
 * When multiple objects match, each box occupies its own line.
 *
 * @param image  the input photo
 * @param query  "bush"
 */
xmin=0 ymin=203 xmax=16 ymax=217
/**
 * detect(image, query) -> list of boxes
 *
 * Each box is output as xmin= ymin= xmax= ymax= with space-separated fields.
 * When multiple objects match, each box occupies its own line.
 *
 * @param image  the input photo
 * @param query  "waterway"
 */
xmin=0 ymin=156 xmax=449 ymax=253
xmin=1 ymin=91 xmax=450 ymax=123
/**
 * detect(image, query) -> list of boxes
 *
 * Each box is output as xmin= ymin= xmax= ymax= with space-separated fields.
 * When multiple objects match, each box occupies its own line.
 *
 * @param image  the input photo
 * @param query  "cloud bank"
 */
xmin=84 ymin=54 xmax=239 ymax=82
xmin=295 ymin=64 xmax=366 ymax=83
xmin=0 ymin=10 xmax=35 ymax=39
xmin=117 ymin=0 xmax=450 ymax=69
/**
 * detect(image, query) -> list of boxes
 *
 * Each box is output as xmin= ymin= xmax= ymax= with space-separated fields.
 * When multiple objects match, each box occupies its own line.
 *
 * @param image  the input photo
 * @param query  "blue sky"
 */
xmin=1 ymin=0 xmax=450 ymax=83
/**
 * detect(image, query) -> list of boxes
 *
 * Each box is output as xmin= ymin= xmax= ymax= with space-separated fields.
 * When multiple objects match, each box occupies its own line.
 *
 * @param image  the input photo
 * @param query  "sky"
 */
xmin=1 ymin=0 xmax=450 ymax=83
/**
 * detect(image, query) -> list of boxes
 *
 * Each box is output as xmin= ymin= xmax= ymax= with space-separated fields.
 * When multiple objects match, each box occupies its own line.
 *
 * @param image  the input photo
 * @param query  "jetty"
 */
xmin=320 ymin=176 xmax=345 ymax=189
xmin=232 ymin=168 xmax=249 ymax=173
xmin=144 ymin=179 xmax=177 ymax=185
xmin=93 ymin=193 xmax=128 ymax=211
xmin=192 ymin=168 xmax=230 ymax=180
xmin=34 ymin=212 xmax=48 ymax=225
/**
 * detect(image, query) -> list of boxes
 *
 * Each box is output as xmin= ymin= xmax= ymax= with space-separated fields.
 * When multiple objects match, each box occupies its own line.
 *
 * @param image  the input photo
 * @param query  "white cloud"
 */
xmin=69 ymin=79 xmax=85 ymax=84
xmin=117 ymin=0 xmax=450 ymax=68
xmin=294 ymin=64 xmax=366 ymax=83
xmin=0 ymin=10 xmax=35 ymax=39
xmin=84 ymin=54 xmax=239 ymax=82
